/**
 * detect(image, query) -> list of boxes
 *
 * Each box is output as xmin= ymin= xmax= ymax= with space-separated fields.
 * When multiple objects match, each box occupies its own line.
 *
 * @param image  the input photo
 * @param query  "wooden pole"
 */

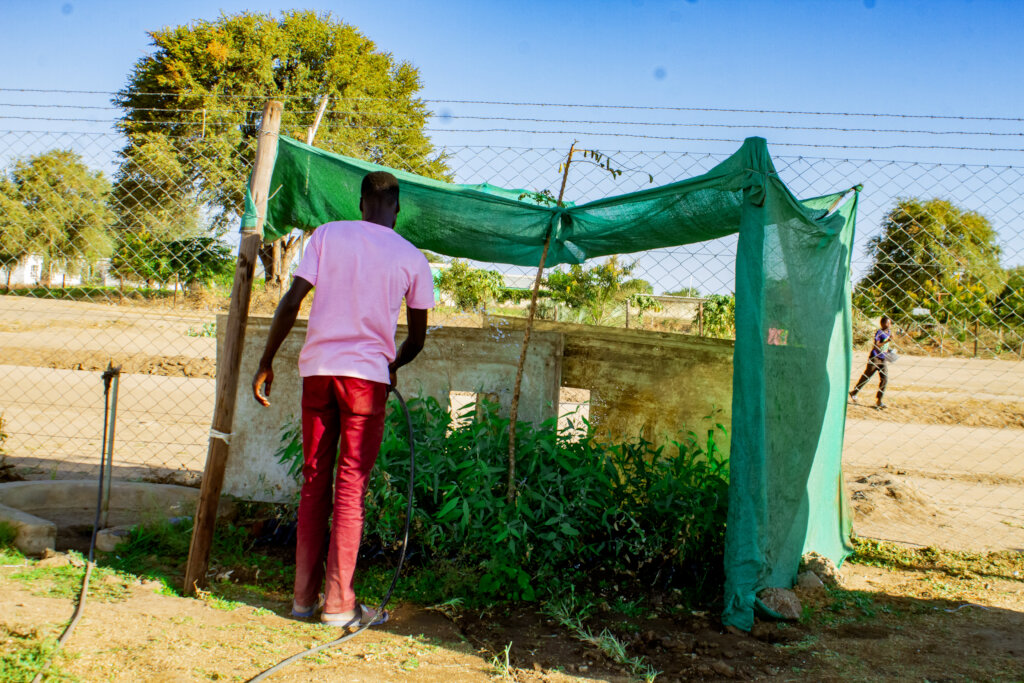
xmin=183 ymin=100 xmax=283 ymax=594
xmin=973 ymin=319 xmax=979 ymax=358
xmin=506 ymin=142 xmax=575 ymax=503
xmin=698 ymin=300 xmax=704 ymax=337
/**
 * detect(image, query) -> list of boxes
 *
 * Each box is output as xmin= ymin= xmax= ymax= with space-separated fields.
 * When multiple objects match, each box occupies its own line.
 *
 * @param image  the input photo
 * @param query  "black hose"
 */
xmin=247 ymin=386 xmax=417 ymax=682
xmin=31 ymin=364 xmax=119 ymax=683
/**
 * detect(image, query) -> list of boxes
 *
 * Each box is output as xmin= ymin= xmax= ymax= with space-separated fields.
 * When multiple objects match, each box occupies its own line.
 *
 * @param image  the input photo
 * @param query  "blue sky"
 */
xmin=1 ymin=0 xmax=1022 ymax=289
xmin=2 ymin=0 xmax=1021 ymax=168
xmin=2 ymin=0 xmax=1022 ymax=118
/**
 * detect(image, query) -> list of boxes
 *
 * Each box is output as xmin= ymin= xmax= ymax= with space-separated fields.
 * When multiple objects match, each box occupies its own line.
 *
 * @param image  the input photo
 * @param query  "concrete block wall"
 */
xmin=221 ymin=316 xmax=564 ymax=503
xmin=221 ymin=315 xmax=733 ymax=503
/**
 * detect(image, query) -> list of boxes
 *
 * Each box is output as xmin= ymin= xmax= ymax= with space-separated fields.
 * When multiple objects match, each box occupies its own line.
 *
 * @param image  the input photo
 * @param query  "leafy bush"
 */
xmin=436 ymin=259 xmax=504 ymax=311
xmin=545 ymin=256 xmax=653 ymax=325
xmin=697 ymin=294 xmax=736 ymax=339
xmin=278 ymin=397 xmax=729 ymax=603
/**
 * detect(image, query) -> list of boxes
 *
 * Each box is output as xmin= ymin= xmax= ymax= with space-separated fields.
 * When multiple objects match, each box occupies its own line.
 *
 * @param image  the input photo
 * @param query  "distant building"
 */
xmin=0 ymin=255 xmax=114 ymax=288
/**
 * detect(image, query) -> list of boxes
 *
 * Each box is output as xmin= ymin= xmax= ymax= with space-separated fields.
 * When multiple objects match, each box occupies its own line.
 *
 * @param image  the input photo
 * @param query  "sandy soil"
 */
xmin=2 ymin=295 xmax=1023 ymax=550
xmin=2 ymin=554 xmax=1022 ymax=683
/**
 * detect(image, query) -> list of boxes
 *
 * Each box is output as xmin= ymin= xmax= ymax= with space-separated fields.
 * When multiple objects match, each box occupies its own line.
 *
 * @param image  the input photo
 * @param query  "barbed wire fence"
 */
xmin=0 ymin=92 xmax=1021 ymax=552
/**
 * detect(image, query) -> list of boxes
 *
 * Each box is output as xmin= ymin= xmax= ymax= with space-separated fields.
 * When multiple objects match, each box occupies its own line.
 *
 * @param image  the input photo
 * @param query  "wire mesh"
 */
xmin=0 ymin=102 xmax=1021 ymax=552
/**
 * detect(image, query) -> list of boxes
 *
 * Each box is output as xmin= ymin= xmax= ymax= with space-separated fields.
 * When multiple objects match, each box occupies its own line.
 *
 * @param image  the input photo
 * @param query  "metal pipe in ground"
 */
xmin=101 ymin=366 xmax=120 ymax=529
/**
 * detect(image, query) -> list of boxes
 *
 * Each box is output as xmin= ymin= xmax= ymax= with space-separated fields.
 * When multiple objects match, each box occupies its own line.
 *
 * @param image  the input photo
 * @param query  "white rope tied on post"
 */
xmin=208 ymin=429 xmax=232 ymax=446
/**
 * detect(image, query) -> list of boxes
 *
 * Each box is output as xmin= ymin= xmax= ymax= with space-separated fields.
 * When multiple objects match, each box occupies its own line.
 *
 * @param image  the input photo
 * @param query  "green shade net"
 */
xmin=241 ymin=135 xmax=858 ymax=631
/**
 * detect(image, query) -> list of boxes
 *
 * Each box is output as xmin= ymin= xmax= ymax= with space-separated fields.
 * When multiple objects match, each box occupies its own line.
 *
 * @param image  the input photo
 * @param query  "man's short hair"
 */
xmin=361 ymin=171 xmax=399 ymax=205
xmin=880 ymin=315 xmax=891 ymax=324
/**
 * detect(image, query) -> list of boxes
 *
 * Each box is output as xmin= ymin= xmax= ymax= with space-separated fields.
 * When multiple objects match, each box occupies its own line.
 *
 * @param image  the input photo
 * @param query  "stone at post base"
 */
xmin=756 ymin=587 xmax=802 ymax=621
xmin=800 ymin=551 xmax=844 ymax=587
xmin=797 ymin=570 xmax=826 ymax=591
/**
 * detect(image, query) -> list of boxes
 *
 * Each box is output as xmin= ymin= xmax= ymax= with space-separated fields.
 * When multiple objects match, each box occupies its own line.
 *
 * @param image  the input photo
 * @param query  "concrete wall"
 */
xmin=221 ymin=316 xmax=563 ymax=502
xmin=222 ymin=315 xmax=733 ymax=503
xmin=492 ymin=316 xmax=734 ymax=454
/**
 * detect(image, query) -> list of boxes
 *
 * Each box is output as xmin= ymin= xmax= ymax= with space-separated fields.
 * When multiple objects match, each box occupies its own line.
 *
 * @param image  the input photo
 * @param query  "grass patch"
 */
xmin=544 ymin=589 xmax=659 ymax=682
xmin=0 ymin=627 xmax=77 ymax=682
xmin=11 ymin=556 xmax=132 ymax=603
xmin=850 ymin=537 xmax=1024 ymax=601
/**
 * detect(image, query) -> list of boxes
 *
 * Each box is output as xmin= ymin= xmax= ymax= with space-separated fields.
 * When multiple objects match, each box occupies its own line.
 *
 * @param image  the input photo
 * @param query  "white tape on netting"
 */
xmin=209 ymin=429 xmax=232 ymax=445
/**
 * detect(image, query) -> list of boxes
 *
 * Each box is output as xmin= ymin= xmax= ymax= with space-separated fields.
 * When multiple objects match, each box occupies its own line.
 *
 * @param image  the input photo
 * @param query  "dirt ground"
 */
xmin=1 ymin=295 xmax=1023 ymax=550
xmin=2 ymin=543 xmax=1023 ymax=683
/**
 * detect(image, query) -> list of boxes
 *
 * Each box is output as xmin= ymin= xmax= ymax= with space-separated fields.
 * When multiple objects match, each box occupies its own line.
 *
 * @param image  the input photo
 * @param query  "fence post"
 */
xmin=698 ymin=300 xmax=704 ymax=337
xmin=183 ymin=100 xmax=283 ymax=594
xmin=973 ymin=320 xmax=979 ymax=358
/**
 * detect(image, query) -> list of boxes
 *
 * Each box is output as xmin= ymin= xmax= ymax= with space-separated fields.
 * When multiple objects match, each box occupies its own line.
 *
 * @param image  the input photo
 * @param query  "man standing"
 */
xmin=252 ymin=171 xmax=434 ymax=627
xmin=849 ymin=315 xmax=893 ymax=410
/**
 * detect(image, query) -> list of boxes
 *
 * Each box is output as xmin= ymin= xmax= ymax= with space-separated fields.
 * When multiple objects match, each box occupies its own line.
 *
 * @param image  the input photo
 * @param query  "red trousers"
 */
xmin=294 ymin=375 xmax=388 ymax=613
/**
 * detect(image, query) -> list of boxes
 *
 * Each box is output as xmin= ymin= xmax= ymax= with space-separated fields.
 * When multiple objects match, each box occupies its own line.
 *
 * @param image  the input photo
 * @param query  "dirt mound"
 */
xmin=849 ymin=472 xmax=943 ymax=522
xmin=1 ymin=347 xmax=215 ymax=379
xmin=847 ymin=395 xmax=1024 ymax=429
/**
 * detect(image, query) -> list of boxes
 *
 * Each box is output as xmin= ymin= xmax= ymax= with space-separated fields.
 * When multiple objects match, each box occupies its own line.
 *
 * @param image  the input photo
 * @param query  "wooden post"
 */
xmin=973 ymin=320 xmax=979 ymax=358
xmin=306 ymin=95 xmax=329 ymax=145
xmin=625 ymin=298 xmax=630 ymax=329
xmin=183 ymin=100 xmax=283 ymax=594
xmin=698 ymin=300 xmax=704 ymax=337
xmin=506 ymin=142 xmax=575 ymax=503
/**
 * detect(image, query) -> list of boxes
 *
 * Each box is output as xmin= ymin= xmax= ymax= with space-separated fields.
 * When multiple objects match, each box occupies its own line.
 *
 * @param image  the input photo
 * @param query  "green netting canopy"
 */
xmin=241 ymin=134 xmax=858 ymax=631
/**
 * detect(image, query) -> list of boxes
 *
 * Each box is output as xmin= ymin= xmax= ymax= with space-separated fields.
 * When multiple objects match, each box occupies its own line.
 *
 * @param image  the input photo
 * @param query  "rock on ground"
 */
xmin=797 ymin=570 xmax=825 ymax=591
xmin=800 ymin=551 xmax=844 ymax=587
xmin=757 ymin=587 xmax=802 ymax=620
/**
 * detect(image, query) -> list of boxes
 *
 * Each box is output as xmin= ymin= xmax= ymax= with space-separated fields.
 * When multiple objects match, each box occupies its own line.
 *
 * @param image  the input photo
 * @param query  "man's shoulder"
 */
xmin=382 ymin=230 xmax=429 ymax=265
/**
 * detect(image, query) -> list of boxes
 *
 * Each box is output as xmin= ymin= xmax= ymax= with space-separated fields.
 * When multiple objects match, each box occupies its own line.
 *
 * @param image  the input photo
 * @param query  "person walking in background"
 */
xmin=849 ymin=315 xmax=893 ymax=409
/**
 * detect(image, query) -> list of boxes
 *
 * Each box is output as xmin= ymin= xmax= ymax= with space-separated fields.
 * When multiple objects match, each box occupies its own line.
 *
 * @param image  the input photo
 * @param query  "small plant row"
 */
xmin=278 ymin=396 xmax=730 ymax=603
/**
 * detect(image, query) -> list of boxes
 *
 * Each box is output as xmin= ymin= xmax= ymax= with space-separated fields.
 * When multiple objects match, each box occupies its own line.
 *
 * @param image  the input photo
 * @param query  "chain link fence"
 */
xmin=1 ymin=103 xmax=1022 ymax=552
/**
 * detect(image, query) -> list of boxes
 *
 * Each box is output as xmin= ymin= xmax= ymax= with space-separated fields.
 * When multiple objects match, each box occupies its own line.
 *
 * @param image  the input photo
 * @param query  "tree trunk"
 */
xmin=259 ymin=233 xmax=303 ymax=289
xmin=280 ymin=234 xmax=301 ymax=284
xmin=258 ymin=242 xmax=276 ymax=288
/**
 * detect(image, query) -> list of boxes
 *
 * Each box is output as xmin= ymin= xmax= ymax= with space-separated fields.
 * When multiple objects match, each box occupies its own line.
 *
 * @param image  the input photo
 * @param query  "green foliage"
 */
xmin=0 ymin=520 xmax=17 ymax=547
xmin=101 ymin=517 xmax=272 ymax=589
xmin=113 ymin=9 xmax=449 ymax=238
xmin=110 ymin=232 xmax=232 ymax=289
xmin=545 ymin=256 xmax=653 ymax=324
xmin=435 ymin=259 xmax=504 ymax=312
xmin=419 ymin=250 xmax=447 ymax=264
xmin=276 ymin=397 xmax=730 ymax=603
xmin=629 ymin=293 xmax=661 ymax=320
xmin=664 ymin=286 xmax=701 ymax=298
xmin=859 ymin=198 xmax=1004 ymax=317
xmin=698 ymin=294 xmax=736 ymax=338
xmin=185 ymin=322 xmax=217 ymax=338
xmin=0 ymin=149 xmax=114 ymax=285
xmin=0 ymin=633 xmax=74 ymax=683
xmin=993 ymin=266 xmax=1024 ymax=328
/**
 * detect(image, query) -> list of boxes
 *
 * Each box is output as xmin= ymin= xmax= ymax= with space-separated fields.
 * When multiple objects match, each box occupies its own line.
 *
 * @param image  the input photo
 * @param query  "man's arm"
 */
xmin=388 ymin=308 xmax=428 ymax=388
xmin=252 ymin=277 xmax=313 ymax=407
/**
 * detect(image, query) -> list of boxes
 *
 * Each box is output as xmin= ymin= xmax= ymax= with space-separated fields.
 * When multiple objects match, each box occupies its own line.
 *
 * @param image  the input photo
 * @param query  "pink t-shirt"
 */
xmin=292 ymin=220 xmax=435 ymax=383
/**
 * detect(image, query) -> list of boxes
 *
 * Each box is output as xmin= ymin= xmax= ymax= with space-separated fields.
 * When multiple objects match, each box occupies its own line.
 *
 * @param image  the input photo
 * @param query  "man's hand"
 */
xmin=388 ymin=362 xmax=398 ymax=390
xmin=253 ymin=363 xmax=274 ymax=407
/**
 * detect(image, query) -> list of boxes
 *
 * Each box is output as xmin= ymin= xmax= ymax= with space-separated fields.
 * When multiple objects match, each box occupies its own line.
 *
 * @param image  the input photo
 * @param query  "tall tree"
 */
xmin=113 ymin=10 xmax=449 ymax=286
xmin=858 ymin=198 xmax=1003 ymax=316
xmin=0 ymin=150 xmax=113 ymax=286
xmin=0 ymin=180 xmax=31 ymax=289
